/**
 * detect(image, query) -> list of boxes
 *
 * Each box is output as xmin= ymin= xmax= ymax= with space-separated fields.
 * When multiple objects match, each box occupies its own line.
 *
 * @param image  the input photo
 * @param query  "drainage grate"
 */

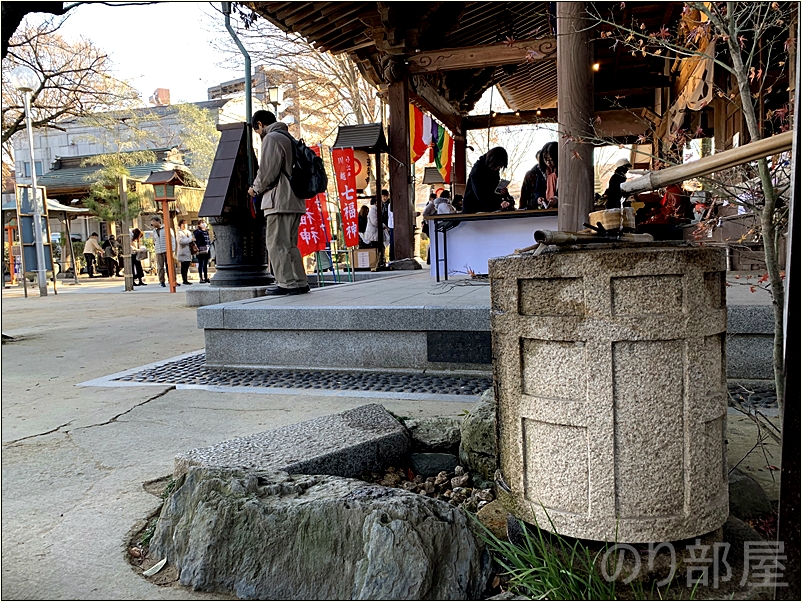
xmin=113 ymin=353 xmax=493 ymax=396
xmin=108 ymin=353 xmax=778 ymax=407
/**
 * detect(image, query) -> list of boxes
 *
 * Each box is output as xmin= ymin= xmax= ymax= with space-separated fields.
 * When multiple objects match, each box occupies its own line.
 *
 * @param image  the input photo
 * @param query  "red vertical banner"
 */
xmin=310 ymin=146 xmax=331 ymax=241
xmin=296 ymin=145 xmax=332 ymax=257
xmin=297 ymin=196 xmax=328 ymax=257
xmin=331 ymin=147 xmax=359 ymax=248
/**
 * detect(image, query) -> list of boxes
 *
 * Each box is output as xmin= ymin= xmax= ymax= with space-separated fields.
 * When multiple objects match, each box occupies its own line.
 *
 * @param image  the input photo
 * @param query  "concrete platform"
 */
xmin=198 ymin=272 xmax=493 ymax=373
xmin=197 ymin=270 xmax=775 ymax=378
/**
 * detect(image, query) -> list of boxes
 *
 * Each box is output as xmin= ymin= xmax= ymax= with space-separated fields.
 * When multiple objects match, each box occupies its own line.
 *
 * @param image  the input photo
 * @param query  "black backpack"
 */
xmin=270 ymin=130 xmax=328 ymax=200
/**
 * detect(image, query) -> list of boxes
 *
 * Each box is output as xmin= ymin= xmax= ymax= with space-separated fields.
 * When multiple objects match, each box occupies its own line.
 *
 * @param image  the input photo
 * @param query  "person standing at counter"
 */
xmin=520 ymin=150 xmax=546 ymax=210
xmin=462 ymin=147 xmax=515 ymax=213
xmin=539 ymin=141 xmax=558 ymax=209
xmin=604 ymin=158 xmax=631 ymax=209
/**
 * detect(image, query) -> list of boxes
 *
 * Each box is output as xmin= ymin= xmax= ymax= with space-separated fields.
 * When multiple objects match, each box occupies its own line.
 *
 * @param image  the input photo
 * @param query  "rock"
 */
xmin=451 ymin=474 xmax=471 ymax=489
xmin=459 ymin=389 xmax=497 ymax=482
xmin=729 ymin=468 xmax=773 ymax=520
xmin=150 ymin=467 xmax=492 ymax=600
xmin=722 ymin=514 xmax=767 ymax=583
xmin=410 ymin=453 xmax=459 ymax=478
xmin=387 ymin=258 xmax=423 ymax=270
xmin=476 ymin=500 xmax=508 ymax=541
xmin=404 ymin=417 xmax=462 ymax=454
xmin=174 ymin=404 xmax=409 ymax=479
xmin=434 ymin=471 xmax=450 ymax=487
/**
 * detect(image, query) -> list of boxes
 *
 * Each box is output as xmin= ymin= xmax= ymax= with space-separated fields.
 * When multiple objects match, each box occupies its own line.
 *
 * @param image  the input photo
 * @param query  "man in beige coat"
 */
xmin=247 ymin=110 xmax=310 ymax=295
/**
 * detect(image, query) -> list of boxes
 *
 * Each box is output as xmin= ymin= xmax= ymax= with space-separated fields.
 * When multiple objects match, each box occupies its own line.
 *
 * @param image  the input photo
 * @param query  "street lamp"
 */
xmin=267 ymin=85 xmax=280 ymax=115
xmin=10 ymin=65 xmax=47 ymax=297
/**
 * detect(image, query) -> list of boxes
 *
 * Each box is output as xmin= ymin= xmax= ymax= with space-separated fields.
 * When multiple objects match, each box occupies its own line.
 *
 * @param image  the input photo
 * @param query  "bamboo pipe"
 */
xmin=534 ymin=230 xmax=655 ymax=245
xmin=621 ymin=131 xmax=793 ymax=194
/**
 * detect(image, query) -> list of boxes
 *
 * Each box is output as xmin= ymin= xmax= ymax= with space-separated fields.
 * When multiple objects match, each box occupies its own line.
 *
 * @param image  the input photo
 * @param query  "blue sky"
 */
xmin=53 ymin=1 xmax=244 ymax=104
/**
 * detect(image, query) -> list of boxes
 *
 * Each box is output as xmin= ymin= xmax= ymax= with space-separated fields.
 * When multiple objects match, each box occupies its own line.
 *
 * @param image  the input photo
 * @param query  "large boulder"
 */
xmin=149 ymin=467 xmax=491 ymax=600
xmin=459 ymin=388 xmax=497 ymax=486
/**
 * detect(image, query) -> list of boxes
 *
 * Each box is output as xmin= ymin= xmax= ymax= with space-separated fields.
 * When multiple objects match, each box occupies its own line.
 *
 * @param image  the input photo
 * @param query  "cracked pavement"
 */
xmin=1 ymin=284 xmax=476 ymax=600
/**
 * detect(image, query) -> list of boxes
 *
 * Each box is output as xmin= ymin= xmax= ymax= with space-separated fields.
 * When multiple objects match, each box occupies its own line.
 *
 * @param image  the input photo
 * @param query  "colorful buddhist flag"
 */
xmin=332 ymin=147 xmax=360 ymax=248
xmin=409 ymin=105 xmax=428 ymax=163
xmin=427 ymin=120 xmax=438 ymax=163
xmin=435 ymin=128 xmax=453 ymax=183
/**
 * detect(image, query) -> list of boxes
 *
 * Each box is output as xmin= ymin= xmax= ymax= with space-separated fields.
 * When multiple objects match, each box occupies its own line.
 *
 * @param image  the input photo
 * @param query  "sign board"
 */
xmin=15 ymin=185 xmax=54 ymax=272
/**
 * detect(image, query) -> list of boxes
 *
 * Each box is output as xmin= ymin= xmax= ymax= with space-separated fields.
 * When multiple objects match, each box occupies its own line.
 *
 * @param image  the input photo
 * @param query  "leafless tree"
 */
xmin=1 ymin=15 xmax=141 ymax=163
xmin=204 ymin=3 xmax=381 ymax=143
xmin=585 ymin=1 xmax=795 ymax=405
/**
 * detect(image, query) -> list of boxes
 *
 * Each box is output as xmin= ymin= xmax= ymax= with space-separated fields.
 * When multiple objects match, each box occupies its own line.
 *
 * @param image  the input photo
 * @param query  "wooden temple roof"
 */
xmin=246 ymin=2 xmax=684 ymax=119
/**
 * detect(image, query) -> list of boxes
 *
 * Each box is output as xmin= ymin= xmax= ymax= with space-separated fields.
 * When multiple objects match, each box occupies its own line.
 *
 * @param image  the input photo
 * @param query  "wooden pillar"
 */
xmin=64 ymin=217 xmax=79 ymax=285
xmin=161 ymin=200 xmax=177 ymax=293
xmin=557 ymin=2 xmax=595 ymax=232
xmin=388 ymin=79 xmax=413 ymax=260
xmin=453 ymin=132 xmax=467 ymax=196
xmin=374 ymin=152 xmax=385 ymax=263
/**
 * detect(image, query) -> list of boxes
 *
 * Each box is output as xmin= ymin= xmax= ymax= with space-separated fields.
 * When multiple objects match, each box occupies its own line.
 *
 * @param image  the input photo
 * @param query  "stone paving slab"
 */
xmin=173 ymin=403 xmax=410 ymax=479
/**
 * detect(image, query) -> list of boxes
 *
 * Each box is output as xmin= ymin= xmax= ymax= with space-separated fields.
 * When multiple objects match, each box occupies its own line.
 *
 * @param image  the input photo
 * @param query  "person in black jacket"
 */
xmin=193 ymin=220 xmax=213 ymax=283
xmin=462 ymin=147 xmax=515 ymax=214
xmin=520 ymin=151 xmax=546 ymax=210
xmin=604 ymin=158 xmax=632 ymax=209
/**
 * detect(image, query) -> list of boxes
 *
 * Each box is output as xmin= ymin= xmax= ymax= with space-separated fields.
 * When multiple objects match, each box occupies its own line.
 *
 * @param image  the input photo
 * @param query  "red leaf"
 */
xmin=765 ymin=465 xmax=780 ymax=471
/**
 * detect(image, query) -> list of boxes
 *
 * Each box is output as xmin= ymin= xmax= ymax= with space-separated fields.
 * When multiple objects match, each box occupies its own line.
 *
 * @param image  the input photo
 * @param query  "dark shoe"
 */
xmin=266 ymin=286 xmax=294 ymax=296
xmin=138 ymin=280 xmax=147 ymax=286
xmin=160 ymin=283 xmax=166 ymax=288
xmin=133 ymin=281 xmax=142 ymax=286
xmin=297 ymin=285 xmax=311 ymax=294
xmin=183 ymin=281 xmax=192 ymax=285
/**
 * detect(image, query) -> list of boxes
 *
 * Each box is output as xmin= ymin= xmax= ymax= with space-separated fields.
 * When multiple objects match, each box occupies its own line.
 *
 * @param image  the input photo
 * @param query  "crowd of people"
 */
xmin=79 ymin=217 xmax=214 ymax=287
xmin=460 ymin=141 xmax=560 ymax=215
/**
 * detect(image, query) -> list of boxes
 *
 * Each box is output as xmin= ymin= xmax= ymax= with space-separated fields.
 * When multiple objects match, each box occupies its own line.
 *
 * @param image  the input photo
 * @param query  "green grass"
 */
xmin=472 ymin=512 xmax=616 ymax=600
xmin=470 ymin=511 xmax=698 ymax=600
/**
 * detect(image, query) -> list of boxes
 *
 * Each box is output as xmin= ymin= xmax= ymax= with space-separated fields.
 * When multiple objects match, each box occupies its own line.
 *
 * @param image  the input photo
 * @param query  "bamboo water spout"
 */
xmin=534 ymin=230 xmax=654 ymax=246
xmin=621 ymin=131 xmax=793 ymax=195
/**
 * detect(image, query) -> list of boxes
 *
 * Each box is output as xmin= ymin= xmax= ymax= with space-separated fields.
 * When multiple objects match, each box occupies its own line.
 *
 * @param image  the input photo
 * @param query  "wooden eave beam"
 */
xmin=279 ymin=3 xmax=324 ymax=26
xmin=331 ymin=39 xmax=377 ymax=55
xmin=407 ymin=38 xmax=557 ymax=74
xmin=313 ymin=21 xmax=367 ymax=52
xmin=408 ymin=81 xmax=463 ymax=135
xmin=463 ymin=107 xmax=656 ymax=137
xmin=463 ymin=110 xmax=558 ymax=129
xmin=595 ymin=74 xmax=671 ymax=96
xmin=313 ymin=19 xmax=365 ymax=46
xmin=304 ymin=11 xmax=362 ymax=38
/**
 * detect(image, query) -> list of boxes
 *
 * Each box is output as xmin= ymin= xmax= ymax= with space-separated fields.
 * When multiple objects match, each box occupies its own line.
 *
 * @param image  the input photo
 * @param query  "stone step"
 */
xmin=195 ymin=271 xmax=774 ymax=378
xmin=173 ymin=403 xmax=410 ymax=479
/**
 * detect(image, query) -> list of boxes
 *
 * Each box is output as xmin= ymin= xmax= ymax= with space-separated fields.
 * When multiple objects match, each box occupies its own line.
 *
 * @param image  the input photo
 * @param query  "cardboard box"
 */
xmin=349 ymin=248 xmax=379 ymax=271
